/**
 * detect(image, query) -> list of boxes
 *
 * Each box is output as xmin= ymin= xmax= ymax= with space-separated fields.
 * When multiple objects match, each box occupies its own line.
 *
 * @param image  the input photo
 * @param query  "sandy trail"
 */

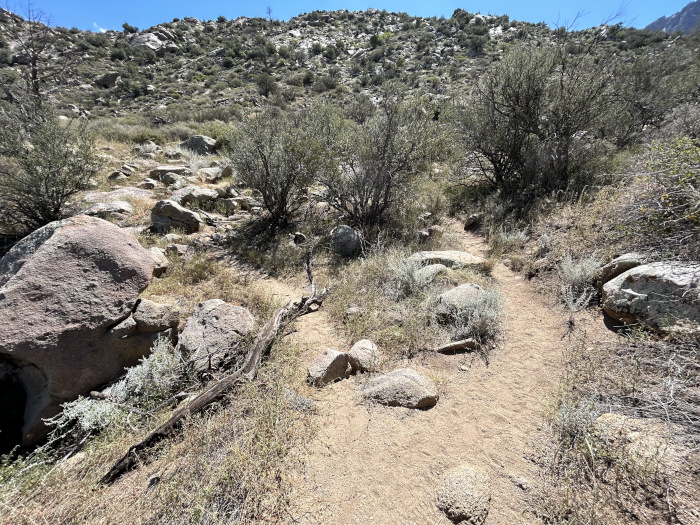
xmin=282 ymin=224 xmax=612 ymax=524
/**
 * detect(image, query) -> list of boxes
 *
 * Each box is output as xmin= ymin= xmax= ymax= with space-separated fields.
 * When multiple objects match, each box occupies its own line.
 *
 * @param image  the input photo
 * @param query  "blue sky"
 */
xmin=6 ymin=0 xmax=692 ymax=33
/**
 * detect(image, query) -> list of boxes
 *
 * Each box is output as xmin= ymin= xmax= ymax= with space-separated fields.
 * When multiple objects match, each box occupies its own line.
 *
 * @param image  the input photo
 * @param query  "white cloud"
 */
xmin=93 ymin=22 xmax=107 ymax=33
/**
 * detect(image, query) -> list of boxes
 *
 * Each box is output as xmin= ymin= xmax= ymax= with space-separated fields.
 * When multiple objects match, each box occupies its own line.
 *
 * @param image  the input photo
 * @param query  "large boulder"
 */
xmin=359 ymin=368 xmax=439 ymax=408
xmin=408 ymin=250 xmax=484 ymax=270
xmin=436 ymin=465 xmax=491 ymax=524
xmin=598 ymin=253 xmax=646 ymax=287
xmin=602 ymin=262 xmax=700 ymax=332
xmin=151 ymin=200 xmax=202 ymax=234
xmin=177 ymin=300 xmax=255 ymax=372
xmin=180 ymin=135 xmax=216 ymax=155
xmin=170 ymin=185 xmax=219 ymax=207
xmin=331 ymin=225 xmax=362 ymax=257
xmin=0 ymin=216 xmax=160 ymax=445
xmin=307 ymin=349 xmax=352 ymax=386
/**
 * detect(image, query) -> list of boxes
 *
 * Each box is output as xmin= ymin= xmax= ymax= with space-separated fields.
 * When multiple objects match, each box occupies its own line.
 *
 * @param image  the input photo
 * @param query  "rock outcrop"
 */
xmin=180 ymin=135 xmax=216 ymax=155
xmin=602 ymin=262 xmax=700 ymax=332
xmin=0 ymin=216 xmax=161 ymax=445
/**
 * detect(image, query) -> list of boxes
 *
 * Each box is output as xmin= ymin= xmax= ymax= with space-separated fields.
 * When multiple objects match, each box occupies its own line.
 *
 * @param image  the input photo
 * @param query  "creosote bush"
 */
xmin=0 ymin=108 xmax=100 ymax=231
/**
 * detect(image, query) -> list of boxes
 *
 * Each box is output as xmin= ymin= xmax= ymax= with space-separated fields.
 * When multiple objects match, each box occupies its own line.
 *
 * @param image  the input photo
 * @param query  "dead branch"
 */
xmin=100 ymin=260 xmax=326 ymax=485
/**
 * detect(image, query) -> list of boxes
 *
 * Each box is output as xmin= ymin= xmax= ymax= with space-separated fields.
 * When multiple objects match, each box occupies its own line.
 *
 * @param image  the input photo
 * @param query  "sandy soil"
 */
xmin=285 ymin=224 xmax=613 ymax=524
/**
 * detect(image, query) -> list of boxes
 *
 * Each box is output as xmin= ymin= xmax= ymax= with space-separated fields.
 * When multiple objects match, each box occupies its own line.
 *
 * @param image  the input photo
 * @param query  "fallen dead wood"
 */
xmin=101 ymin=250 xmax=325 ymax=485
xmin=433 ymin=338 xmax=479 ymax=354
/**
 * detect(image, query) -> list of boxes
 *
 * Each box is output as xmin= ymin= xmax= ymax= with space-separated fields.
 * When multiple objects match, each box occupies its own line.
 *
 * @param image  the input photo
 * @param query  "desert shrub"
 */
xmin=390 ymin=258 xmax=433 ymax=298
xmin=316 ymin=87 xmax=448 ymax=226
xmin=0 ymin=108 xmax=100 ymax=231
xmin=488 ymin=227 xmax=528 ymax=255
xmin=225 ymin=106 xmax=332 ymax=227
xmin=45 ymin=336 xmax=189 ymax=440
xmin=446 ymin=289 xmax=504 ymax=341
xmin=558 ymin=253 xmax=600 ymax=311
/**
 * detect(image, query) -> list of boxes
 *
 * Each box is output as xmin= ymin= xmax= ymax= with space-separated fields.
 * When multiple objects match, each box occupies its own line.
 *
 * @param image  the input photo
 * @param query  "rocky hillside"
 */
xmin=646 ymin=0 xmax=700 ymax=34
xmin=0 ymin=7 xmax=684 ymax=123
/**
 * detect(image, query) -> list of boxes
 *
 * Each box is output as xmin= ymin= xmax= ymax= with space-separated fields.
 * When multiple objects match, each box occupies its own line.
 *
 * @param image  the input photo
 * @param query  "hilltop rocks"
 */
xmin=151 ymin=200 xmax=202 ymax=233
xmin=180 ymin=135 xmax=216 ymax=155
xmin=0 ymin=216 xmax=157 ymax=445
xmin=408 ymin=250 xmax=484 ymax=269
xmin=307 ymin=349 xmax=352 ymax=386
xmin=177 ymin=300 xmax=255 ymax=372
xmin=602 ymin=262 xmax=700 ymax=332
xmin=436 ymin=465 xmax=491 ymax=524
xmin=359 ymin=368 xmax=438 ymax=408
xmin=331 ymin=225 xmax=362 ymax=257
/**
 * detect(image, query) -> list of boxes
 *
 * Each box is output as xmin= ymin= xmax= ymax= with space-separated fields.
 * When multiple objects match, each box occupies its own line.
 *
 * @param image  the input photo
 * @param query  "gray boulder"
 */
xmin=180 ymin=135 xmax=216 ymax=155
xmin=348 ymin=339 xmax=381 ymax=373
xmin=602 ymin=262 xmax=700 ymax=332
xmin=598 ymin=253 xmax=646 ymax=286
xmin=307 ymin=349 xmax=352 ymax=386
xmin=408 ymin=251 xmax=484 ymax=270
xmin=0 ymin=216 xmax=157 ymax=445
xmin=435 ymin=283 xmax=483 ymax=322
xmin=151 ymin=200 xmax=202 ymax=234
xmin=83 ymin=187 xmax=155 ymax=203
xmin=94 ymin=72 xmax=120 ymax=88
xmin=331 ymin=225 xmax=362 ymax=257
xmin=177 ymin=299 xmax=255 ymax=372
xmin=436 ymin=465 xmax=491 ymax=524
xmin=170 ymin=185 xmax=218 ymax=207
xmin=138 ymin=178 xmax=160 ymax=190
xmin=81 ymin=201 xmax=133 ymax=221
xmin=132 ymin=299 xmax=180 ymax=333
xmin=359 ymin=368 xmax=438 ymax=408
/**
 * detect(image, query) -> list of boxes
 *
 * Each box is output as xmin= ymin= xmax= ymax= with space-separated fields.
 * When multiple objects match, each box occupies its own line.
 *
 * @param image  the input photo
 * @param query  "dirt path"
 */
xmin=282 ymin=224 xmax=612 ymax=524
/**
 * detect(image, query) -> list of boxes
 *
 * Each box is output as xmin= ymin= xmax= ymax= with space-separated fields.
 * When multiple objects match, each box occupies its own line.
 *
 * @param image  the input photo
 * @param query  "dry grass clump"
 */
xmin=538 ymin=328 xmax=700 ymax=524
xmin=0 ymin=340 xmax=312 ymax=524
xmin=327 ymin=247 xmax=498 ymax=357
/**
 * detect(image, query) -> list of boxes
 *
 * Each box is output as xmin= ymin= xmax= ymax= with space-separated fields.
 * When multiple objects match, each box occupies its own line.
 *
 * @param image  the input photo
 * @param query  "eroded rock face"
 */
xmin=436 ymin=465 xmax=491 ymax=524
xmin=602 ymin=262 xmax=700 ymax=332
xmin=359 ymin=368 xmax=438 ymax=408
xmin=0 ymin=216 xmax=157 ymax=444
xmin=598 ymin=253 xmax=646 ymax=287
xmin=177 ymin=300 xmax=255 ymax=372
